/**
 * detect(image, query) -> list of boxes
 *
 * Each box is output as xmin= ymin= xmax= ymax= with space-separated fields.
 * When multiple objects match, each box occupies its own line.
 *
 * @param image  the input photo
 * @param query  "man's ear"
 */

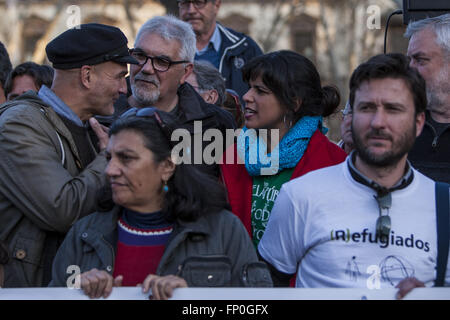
xmin=214 ymin=0 xmax=222 ymax=11
xmin=179 ymin=63 xmax=194 ymax=85
xmin=80 ymin=65 xmax=94 ymax=89
xmin=415 ymin=111 xmax=426 ymax=138
xmin=205 ymin=89 xmax=219 ymax=105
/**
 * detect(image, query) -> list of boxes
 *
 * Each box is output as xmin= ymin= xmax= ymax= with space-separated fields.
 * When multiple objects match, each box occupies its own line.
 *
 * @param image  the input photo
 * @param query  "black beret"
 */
xmin=46 ymin=23 xmax=138 ymax=69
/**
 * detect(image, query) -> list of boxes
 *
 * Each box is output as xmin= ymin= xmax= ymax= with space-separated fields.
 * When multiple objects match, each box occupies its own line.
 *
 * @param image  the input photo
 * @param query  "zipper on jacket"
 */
xmin=432 ymin=136 xmax=438 ymax=148
xmin=424 ymin=121 xmax=439 ymax=149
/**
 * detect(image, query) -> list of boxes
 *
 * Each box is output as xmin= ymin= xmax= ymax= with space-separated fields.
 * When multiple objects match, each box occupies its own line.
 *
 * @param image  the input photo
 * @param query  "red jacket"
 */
xmin=220 ymin=130 xmax=347 ymax=236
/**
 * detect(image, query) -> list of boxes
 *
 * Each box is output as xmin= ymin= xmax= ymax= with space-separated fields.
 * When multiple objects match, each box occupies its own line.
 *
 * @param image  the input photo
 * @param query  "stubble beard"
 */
xmin=426 ymin=66 xmax=450 ymax=116
xmin=352 ymin=123 xmax=416 ymax=168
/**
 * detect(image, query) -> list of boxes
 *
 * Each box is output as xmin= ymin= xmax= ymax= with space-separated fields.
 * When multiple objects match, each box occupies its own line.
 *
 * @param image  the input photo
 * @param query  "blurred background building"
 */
xmin=0 ymin=0 xmax=406 ymax=141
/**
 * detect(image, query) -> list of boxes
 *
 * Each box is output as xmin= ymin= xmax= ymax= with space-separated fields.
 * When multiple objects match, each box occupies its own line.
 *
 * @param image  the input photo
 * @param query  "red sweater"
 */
xmin=220 ymin=130 xmax=347 ymax=237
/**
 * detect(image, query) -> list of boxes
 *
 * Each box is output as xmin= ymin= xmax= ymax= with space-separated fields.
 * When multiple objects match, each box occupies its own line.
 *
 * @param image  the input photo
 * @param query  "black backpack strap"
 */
xmin=435 ymin=182 xmax=450 ymax=287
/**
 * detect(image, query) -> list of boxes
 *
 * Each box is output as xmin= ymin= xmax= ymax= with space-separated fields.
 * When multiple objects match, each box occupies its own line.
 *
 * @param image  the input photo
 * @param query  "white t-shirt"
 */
xmin=259 ymin=158 xmax=450 ymax=288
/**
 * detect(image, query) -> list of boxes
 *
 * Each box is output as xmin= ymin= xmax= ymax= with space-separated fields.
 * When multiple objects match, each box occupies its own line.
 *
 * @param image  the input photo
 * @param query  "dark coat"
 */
xmin=408 ymin=112 xmax=450 ymax=183
xmin=49 ymin=206 xmax=272 ymax=288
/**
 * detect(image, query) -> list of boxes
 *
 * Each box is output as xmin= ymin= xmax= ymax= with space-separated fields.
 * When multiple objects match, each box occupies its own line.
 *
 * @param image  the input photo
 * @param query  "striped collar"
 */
xmin=217 ymin=23 xmax=241 ymax=44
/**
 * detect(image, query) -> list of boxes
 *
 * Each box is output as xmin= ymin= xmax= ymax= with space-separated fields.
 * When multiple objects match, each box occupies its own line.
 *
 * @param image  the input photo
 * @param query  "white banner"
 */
xmin=0 ymin=287 xmax=449 ymax=300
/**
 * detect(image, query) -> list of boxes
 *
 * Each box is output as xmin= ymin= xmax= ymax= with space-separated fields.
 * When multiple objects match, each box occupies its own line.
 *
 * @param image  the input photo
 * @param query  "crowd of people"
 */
xmin=0 ymin=0 xmax=448 ymax=300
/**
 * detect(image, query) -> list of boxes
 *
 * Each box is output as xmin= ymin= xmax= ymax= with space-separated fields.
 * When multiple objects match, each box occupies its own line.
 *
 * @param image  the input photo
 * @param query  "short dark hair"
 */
xmin=242 ymin=50 xmax=340 ymax=123
xmin=4 ymin=62 xmax=54 ymax=99
xmin=0 ymin=41 xmax=12 ymax=90
xmin=192 ymin=60 xmax=226 ymax=106
xmin=349 ymin=53 xmax=427 ymax=115
xmin=109 ymin=113 xmax=228 ymax=222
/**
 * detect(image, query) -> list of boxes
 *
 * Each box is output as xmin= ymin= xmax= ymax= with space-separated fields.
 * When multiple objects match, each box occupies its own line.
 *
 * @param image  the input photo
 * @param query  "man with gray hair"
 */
xmin=119 ymin=15 xmax=236 ymax=177
xmin=405 ymin=13 xmax=450 ymax=183
xmin=186 ymin=60 xmax=226 ymax=106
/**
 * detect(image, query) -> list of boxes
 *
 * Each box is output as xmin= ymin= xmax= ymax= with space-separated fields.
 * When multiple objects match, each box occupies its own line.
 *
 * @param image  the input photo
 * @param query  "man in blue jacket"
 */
xmin=178 ymin=0 xmax=263 ymax=98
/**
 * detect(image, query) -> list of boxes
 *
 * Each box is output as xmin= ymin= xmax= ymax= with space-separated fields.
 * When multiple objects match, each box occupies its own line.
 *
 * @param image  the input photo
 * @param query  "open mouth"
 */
xmin=244 ymin=108 xmax=257 ymax=118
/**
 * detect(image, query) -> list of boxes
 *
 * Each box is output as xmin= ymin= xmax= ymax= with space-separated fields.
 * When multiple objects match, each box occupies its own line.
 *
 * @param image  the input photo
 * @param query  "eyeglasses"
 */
xmin=120 ymin=107 xmax=173 ymax=145
xmin=129 ymin=49 xmax=189 ymax=72
xmin=341 ymin=109 xmax=352 ymax=116
xmin=341 ymin=102 xmax=352 ymax=116
xmin=177 ymin=0 xmax=209 ymax=9
xmin=374 ymin=192 xmax=392 ymax=241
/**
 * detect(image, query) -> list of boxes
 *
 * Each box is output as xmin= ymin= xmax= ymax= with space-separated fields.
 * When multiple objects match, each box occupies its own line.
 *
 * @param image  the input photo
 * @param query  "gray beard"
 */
xmin=130 ymin=83 xmax=160 ymax=107
xmin=426 ymin=66 xmax=450 ymax=115
xmin=427 ymin=88 xmax=448 ymax=114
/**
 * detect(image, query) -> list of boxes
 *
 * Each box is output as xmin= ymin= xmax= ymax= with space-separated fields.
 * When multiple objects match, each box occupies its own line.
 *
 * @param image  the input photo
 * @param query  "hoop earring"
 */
xmin=283 ymin=114 xmax=293 ymax=129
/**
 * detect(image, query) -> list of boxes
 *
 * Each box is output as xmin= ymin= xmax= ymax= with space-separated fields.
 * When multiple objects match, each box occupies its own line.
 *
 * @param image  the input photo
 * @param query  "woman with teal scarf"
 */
xmin=220 ymin=50 xmax=347 ymax=249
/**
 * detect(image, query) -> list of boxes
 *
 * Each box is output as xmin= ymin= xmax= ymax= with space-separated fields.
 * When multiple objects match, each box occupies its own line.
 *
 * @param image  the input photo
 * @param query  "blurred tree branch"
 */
xmin=159 ymin=0 xmax=178 ymax=15
xmin=257 ymin=0 xmax=304 ymax=52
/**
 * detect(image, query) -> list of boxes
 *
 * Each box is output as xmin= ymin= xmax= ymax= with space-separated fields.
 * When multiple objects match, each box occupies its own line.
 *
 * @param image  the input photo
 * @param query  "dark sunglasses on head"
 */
xmin=120 ymin=107 xmax=173 ymax=145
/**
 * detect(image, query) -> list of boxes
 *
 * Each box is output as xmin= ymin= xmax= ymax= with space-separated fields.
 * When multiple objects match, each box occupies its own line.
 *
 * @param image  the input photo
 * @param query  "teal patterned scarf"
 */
xmin=236 ymin=116 xmax=326 ymax=176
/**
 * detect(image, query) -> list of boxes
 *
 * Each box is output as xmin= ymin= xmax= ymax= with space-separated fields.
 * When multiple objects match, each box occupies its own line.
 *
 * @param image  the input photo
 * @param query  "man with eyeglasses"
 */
xmin=178 ymin=0 xmax=263 ymax=98
xmin=337 ymin=101 xmax=354 ymax=154
xmin=0 ymin=23 xmax=138 ymax=288
xmin=117 ymin=15 xmax=236 ymax=178
xmin=258 ymin=54 xmax=449 ymax=298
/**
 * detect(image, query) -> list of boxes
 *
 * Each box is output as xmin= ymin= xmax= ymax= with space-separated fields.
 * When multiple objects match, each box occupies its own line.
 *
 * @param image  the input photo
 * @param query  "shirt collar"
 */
xmin=347 ymin=150 xmax=414 ymax=196
xmin=38 ymin=85 xmax=84 ymax=127
xmin=196 ymin=24 xmax=221 ymax=54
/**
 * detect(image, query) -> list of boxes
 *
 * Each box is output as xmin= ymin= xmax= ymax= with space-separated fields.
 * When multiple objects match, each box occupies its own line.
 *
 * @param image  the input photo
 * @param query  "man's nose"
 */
xmin=141 ymin=57 xmax=156 ymax=74
xmin=186 ymin=2 xmax=197 ymax=13
xmin=371 ymin=109 xmax=388 ymax=129
xmin=119 ymin=77 xmax=127 ymax=95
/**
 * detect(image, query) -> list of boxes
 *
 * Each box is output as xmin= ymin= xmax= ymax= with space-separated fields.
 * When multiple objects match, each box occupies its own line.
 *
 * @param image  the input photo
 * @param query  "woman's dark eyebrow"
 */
xmin=116 ymin=149 xmax=138 ymax=156
xmin=252 ymin=84 xmax=269 ymax=91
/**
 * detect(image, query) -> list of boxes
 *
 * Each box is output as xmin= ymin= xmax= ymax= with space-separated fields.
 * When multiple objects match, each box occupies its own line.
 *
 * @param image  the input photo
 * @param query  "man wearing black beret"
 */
xmin=0 ymin=23 xmax=138 ymax=288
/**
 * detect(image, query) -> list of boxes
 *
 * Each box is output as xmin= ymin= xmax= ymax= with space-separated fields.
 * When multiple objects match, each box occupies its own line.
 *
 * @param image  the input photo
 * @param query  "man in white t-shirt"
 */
xmin=259 ymin=53 xmax=450 ymax=298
